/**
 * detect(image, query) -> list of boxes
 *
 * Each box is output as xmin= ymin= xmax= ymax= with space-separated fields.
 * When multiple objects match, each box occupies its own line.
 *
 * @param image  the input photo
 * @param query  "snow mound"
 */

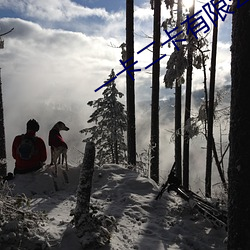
xmin=1 ymin=164 xmax=227 ymax=250
xmin=9 ymin=165 xmax=80 ymax=196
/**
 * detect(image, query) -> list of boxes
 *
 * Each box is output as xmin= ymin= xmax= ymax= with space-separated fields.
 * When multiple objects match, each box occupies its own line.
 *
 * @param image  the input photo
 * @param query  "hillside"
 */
xmin=0 ymin=164 xmax=227 ymax=250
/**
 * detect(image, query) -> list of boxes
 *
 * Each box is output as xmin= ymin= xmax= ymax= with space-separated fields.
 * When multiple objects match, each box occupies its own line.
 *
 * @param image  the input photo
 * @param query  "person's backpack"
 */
xmin=17 ymin=135 xmax=37 ymax=160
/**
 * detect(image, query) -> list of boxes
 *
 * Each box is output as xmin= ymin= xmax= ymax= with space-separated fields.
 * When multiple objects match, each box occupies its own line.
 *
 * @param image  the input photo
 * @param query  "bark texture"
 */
xmin=0 ymin=72 xmax=7 ymax=177
xmin=74 ymin=142 xmax=116 ymax=249
xmin=126 ymin=0 xmax=136 ymax=166
xmin=150 ymin=0 xmax=161 ymax=184
xmin=228 ymin=2 xmax=250 ymax=249
xmin=74 ymin=142 xmax=95 ymax=226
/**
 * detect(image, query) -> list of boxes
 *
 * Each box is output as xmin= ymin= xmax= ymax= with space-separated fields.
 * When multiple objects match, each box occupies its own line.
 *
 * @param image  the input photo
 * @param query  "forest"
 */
xmin=0 ymin=0 xmax=250 ymax=249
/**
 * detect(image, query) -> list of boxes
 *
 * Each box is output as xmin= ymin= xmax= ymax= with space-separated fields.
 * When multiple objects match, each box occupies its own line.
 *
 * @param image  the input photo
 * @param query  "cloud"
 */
xmin=1 ymin=17 xmax=121 ymax=93
xmin=134 ymin=4 xmax=153 ymax=21
xmin=0 ymin=0 xmax=109 ymax=21
xmin=0 ymin=17 xmax=125 ymax=170
xmin=0 ymin=0 xmax=232 ymax=188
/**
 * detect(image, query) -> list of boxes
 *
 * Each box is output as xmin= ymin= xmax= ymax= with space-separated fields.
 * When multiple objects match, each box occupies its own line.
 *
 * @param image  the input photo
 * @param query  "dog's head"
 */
xmin=53 ymin=121 xmax=69 ymax=131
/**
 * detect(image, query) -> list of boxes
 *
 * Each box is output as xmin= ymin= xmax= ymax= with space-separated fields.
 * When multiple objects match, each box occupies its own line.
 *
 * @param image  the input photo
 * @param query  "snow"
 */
xmin=2 ymin=164 xmax=227 ymax=250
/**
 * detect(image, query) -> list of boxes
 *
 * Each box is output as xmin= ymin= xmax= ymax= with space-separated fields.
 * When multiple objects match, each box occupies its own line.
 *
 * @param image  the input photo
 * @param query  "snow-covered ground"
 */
xmin=1 ymin=164 xmax=227 ymax=250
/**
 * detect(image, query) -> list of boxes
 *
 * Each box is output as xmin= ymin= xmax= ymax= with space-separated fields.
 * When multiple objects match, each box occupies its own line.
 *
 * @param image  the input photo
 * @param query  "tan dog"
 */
xmin=48 ymin=121 xmax=69 ymax=176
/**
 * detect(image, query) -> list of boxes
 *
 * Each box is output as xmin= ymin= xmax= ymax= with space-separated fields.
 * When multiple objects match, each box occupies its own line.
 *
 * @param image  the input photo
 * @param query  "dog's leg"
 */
xmin=53 ymin=150 xmax=60 ymax=177
xmin=54 ymin=163 xmax=58 ymax=177
xmin=57 ymin=154 xmax=61 ymax=164
xmin=61 ymin=151 xmax=69 ymax=183
xmin=65 ymin=152 xmax=68 ymax=171
xmin=50 ymin=147 xmax=54 ymax=165
xmin=61 ymin=153 xmax=65 ymax=166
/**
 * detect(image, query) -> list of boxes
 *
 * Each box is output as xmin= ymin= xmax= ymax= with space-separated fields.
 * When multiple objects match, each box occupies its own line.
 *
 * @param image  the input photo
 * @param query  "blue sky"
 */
xmin=0 ymin=0 xmax=146 ymax=33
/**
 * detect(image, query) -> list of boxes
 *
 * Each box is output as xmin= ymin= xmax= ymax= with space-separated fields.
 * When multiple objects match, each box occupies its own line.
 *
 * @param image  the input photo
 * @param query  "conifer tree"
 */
xmin=150 ymin=0 xmax=161 ymax=184
xmin=228 ymin=1 xmax=250 ymax=248
xmin=80 ymin=70 xmax=127 ymax=166
xmin=183 ymin=0 xmax=195 ymax=190
xmin=126 ymin=0 xmax=136 ymax=166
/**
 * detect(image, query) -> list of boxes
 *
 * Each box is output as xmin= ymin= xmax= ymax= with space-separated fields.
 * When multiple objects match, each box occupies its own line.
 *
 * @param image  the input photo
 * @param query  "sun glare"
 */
xmin=184 ymin=0 xmax=194 ymax=9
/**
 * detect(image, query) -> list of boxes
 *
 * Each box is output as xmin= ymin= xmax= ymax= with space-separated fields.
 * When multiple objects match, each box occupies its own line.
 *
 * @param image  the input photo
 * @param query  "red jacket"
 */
xmin=48 ymin=128 xmax=68 ymax=149
xmin=12 ymin=131 xmax=47 ymax=171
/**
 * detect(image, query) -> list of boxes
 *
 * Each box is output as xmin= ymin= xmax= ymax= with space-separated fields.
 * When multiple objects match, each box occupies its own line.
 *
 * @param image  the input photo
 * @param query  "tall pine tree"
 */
xmin=228 ymin=1 xmax=250 ymax=248
xmin=81 ymin=70 xmax=127 ymax=166
xmin=150 ymin=0 xmax=161 ymax=184
xmin=126 ymin=0 xmax=136 ymax=166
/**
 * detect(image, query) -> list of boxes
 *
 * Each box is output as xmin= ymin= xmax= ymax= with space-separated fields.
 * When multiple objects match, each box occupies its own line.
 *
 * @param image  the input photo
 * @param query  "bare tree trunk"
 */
xmin=211 ymin=137 xmax=227 ymax=191
xmin=0 ymin=69 xmax=7 ymax=177
xmin=74 ymin=142 xmax=95 ymax=227
xmin=205 ymin=0 xmax=219 ymax=197
xmin=183 ymin=0 xmax=195 ymax=190
xmin=175 ymin=82 xmax=182 ymax=183
xmin=228 ymin=1 xmax=250 ymax=249
xmin=150 ymin=0 xmax=161 ymax=184
xmin=196 ymin=43 xmax=227 ymax=192
xmin=126 ymin=0 xmax=136 ymax=166
xmin=0 ymin=30 xmax=13 ymax=178
xmin=113 ymin=115 xmax=119 ymax=164
xmin=114 ymin=140 xmax=118 ymax=164
xmin=175 ymin=0 xmax=183 ymax=183
xmin=74 ymin=142 xmax=116 ymax=248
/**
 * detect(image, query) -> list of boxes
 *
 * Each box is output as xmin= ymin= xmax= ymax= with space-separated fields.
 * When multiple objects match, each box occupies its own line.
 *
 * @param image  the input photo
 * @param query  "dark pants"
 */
xmin=14 ymin=165 xmax=43 ymax=175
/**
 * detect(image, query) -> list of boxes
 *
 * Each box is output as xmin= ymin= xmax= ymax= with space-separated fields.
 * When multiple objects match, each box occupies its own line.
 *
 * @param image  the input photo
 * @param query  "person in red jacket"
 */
xmin=12 ymin=119 xmax=47 ymax=174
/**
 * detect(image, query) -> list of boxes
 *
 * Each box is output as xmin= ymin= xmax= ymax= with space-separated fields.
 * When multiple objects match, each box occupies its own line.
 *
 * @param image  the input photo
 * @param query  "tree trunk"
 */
xmin=228 ymin=1 xmax=250 ymax=249
xmin=114 ymin=140 xmax=119 ymax=164
xmin=0 ymin=69 xmax=7 ymax=177
xmin=114 ymin=115 xmax=119 ymax=164
xmin=183 ymin=0 xmax=195 ymax=190
xmin=205 ymin=0 xmax=219 ymax=197
xmin=211 ymin=137 xmax=227 ymax=191
xmin=175 ymin=83 xmax=182 ymax=183
xmin=74 ymin=142 xmax=116 ymax=248
xmin=126 ymin=0 xmax=136 ymax=166
xmin=74 ymin=142 xmax=95 ymax=227
xmin=150 ymin=0 xmax=161 ymax=184
xmin=175 ymin=0 xmax=183 ymax=183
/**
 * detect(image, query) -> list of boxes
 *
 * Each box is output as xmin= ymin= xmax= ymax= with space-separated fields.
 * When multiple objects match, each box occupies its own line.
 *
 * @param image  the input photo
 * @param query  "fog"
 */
xmin=136 ymin=87 xmax=230 ymax=193
xmin=0 ymin=4 xmax=231 ymax=194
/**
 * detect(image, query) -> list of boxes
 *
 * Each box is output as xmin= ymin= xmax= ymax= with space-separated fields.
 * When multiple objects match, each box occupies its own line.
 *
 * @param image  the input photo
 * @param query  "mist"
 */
xmin=0 ymin=5 xmax=231 ymax=195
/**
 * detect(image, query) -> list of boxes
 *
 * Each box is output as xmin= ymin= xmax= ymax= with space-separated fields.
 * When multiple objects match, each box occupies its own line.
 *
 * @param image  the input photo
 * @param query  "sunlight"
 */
xmin=183 ymin=0 xmax=194 ymax=9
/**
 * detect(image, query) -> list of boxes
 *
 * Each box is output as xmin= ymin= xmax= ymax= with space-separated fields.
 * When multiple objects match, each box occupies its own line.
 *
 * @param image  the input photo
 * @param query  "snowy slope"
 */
xmin=2 ymin=164 xmax=227 ymax=250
